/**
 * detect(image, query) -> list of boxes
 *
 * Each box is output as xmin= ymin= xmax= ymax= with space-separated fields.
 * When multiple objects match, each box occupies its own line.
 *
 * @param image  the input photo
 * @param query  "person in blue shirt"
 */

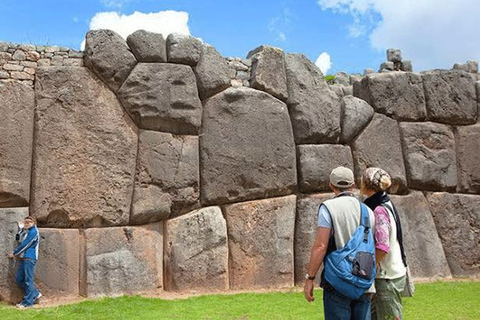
xmin=7 ymin=216 xmax=41 ymax=308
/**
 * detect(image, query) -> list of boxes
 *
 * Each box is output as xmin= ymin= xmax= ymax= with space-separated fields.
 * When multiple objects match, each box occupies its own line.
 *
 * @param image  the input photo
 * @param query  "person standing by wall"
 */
xmin=361 ymin=167 xmax=407 ymax=320
xmin=7 ymin=216 xmax=41 ymax=308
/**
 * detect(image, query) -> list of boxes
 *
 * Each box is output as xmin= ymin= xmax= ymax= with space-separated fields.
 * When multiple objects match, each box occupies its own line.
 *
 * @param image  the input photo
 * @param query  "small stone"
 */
xmin=12 ymin=50 xmax=26 ymax=61
xmin=68 ymin=51 xmax=84 ymax=58
xmin=401 ymin=60 xmax=413 ymax=72
xmin=0 ymin=52 xmax=12 ymax=60
xmin=229 ymin=60 xmax=249 ymax=71
xmin=364 ymin=68 xmax=374 ymax=75
xmin=231 ymin=79 xmax=243 ymax=87
xmin=453 ymin=60 xmax=478 ymax=73
xmin=59 ymin=46 xmax=70 ymax=52
xmin=242 ymin=58 xmax=252 ymax=67
xmin=51 ymin=56 xmax=64 ymax=66
xmin=3 ymin=64 xmax=24 ymax=71
xmin=20 ymin=61 xmax=37 ymax=68
xmin=45 ymin=46 xmax=59 ymax=53
xmin=36 ymin=45 xmax=46 ymax=52
xmin=26 ymin=51 xmax=40 ymax=61
xmin=387 ymin=48 xmax=402 ymax=62
xmin=236 ymin=71 xmax=250 ymax=81
xmin=243 ymin=80 xmax=250 ymax=87
xmin=0 ymin=42 xmax=9 ymax=52
xmin=0 ymin=71 xmax=8 ymax=79
xmin=24 ymin=67 xmax=35 ymax=75
xmin=63 ymin=58 xmax=83 ymax=67
xmin=45 ymin=53 xmax=53 ymax=58
xmin=19 ymin=44 xmax=36 ymax=51
xmin=10 ymin=71 xmax=34 ymax=80
xmin=37 ymin=59 xmax=51 ymax=67
xmin=380 ymin=61 xmax=394 ymax=71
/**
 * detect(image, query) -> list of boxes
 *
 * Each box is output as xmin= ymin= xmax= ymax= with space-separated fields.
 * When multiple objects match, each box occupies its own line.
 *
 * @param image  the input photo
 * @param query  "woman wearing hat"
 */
xmin=361 ymin=168 xmax=407 ymax=320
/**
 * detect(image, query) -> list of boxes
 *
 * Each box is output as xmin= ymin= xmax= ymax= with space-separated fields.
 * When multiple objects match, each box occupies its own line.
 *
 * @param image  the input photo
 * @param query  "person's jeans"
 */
xmin=323 ymin=285 xmax=372 ymax=320
xmin=16 ymin=259 xmax=39 ymax=306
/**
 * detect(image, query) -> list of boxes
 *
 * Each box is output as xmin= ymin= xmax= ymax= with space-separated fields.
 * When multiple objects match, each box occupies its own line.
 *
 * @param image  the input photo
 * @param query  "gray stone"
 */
xmin=62 ymin=58 xmax=83 ymax=67
xmin=364 ymin=68 xmax=374 ymax=75
xmin=194 ymin=44 xmax=231 ymax=100
xmin=456 ymin=124 xmax=480 ymax=193
xmin=453 ymin=60 xmax=478 ymax=73
xmin=390 ymin=192 xmax=452 ymax=278
xmin=400 ymin=122 xmax=456 ymax=191
xmin=225 ymin=195 xmax=296 ymax=289
xmin=400 ymin=60 xmax=413 ymax=72
xmin=0 ymin=41 xmax=8 ymax=52
xmin=126 ymin=30 xmax=166 ymax=62
xmin=82 ymin=223 xmax=163 ymax=297
xmin=353 ymin=72 xmax=426 ymax=121
xmin=0 ymin=207 xmax=28 ymax=303
xmin=422 ymin=70 xmax=477 ymax=124
xmin=380 ymin=61 xmax=394 ymax=71
xmin=295 ymin=194 xmax=333 ymax=285
xmin=11 ymin=50 xmax=26 ymax=61
xmin=45 ymin=46 xmax=59 ymax=53
xmin=352 ymin=113 xmax=407 ymax=194
xmin=0 ymin=71 xmax=8 ymax=79
xmin=334 ymin=71 xmax=350 ymax=86
xmin=118 ymin=63 xmax=202 ymax=135
xmin=164 ymin=207 xmax=228 ymax=291
xmin=36 ymin=228 xmax=80 ymax=295
xmin=132 ymin=131 xmax=199 ymax=224
xmin=426 ymin=193 xmax=480 ymax=276
xmin=329 ymin=84 xmax=344 ymax=98
xmin=3 ymin=63 xmax=24 ymax=71
xmin=342 ymin=85 xmax=353 ymax=96
xmin=285 ymin=53 xmax=341 ymax=144
xmin=10 ymin=71 xmax=33 ymax=81
xmin=387 ymin=49 xmax=402 ymax=63
xmin=166 ymin=33 xmax=203 ymax=66
xmin=26 ymin=51 xmax=40 ymax=62
xmin=37 ymin=59 xmax=51 ymax=67
xmin=340 ymin=95 xmax=375 ymax=143
xmin=247 ymin=45 xmax=288 ymax=101
xmin=200 ymin=87 xmax=296 ymax=205
xmin=0 ymin=81 xmax=34 ymax=207
xmin=83 ymin=29 xmax=137 ymax=92
xmin=32 ymin=67 xmax=137 ymax=227
xmin=297 ymin=145 xmax=354 ymax=193
xmin=68 ymin=51 xmax=84 ymax=58
xmin=236 ymin=70 xmax=250 ymax=81
xmin=229 ymin=60 xmax=249 ymax=72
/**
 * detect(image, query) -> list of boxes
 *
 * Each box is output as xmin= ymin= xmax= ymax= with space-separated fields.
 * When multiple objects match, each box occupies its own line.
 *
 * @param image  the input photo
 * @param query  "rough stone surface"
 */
xmin=200 ymin=87 xmax=296 ymax=205
xmin=0 ymin=207 xmax=28 ymax=303
xmin=32 ymin=67 xmax=137 ymax=227
xmin=164 ymin=207 xmax=228 ymax=291
xmin=401 ymin=60 xmax=413 ymax=72
xmin=422 ymin=70 xmax=477 ymax=124
xmin=225 ymin=195 xmax=296 ymax=289
xmin=453 ymin=61 xmax=478 ymax=73
xmin=353 ymin=72 xmax=426 ymax=121
xmin=400 ymin=122 xmax=456 ymax=191
xmin=0 ymin=81 xmax=34 ymax=207
xmin=390 ymin=192 xmax=451 ymax=278
xmin=295 ymin=193 xmax=332 ymax=285
xmin=297 ymin=145 xmax=354 ymax=193
xmin=194 ymin=45 xmax=231 ymax=100
xmin=456 ymin=124 xmax=480 ymax=193
xmin=166 ymin=34 xmax=203 ymax=66
xmin=126 ymin=30 xmax=166 ymax=62
xmin=118 ymin=63 xmax=202 ymax=135
xmin=82 ymin=223 xmax=163 ymax=297
xmin=352 ymin=113 xmax=407 ymax=194
xmin=83 ymin=29 xmax=137 ymax=92
xmin=36 ymin=228 xmax=80 ymax=295
xmin=132 ymin=131 xmax=199 ymax=224
xmin=426 ymin=193 xmax=480 ymax=276
xmin=285 ymin=53 xmax=341 ymax=143
xmin=247 ymin=45 xmax=288 ymax=101
xmin=387 ymin=49 xmax=402 ymax=63
xmin=340 ymin=95 xmax=375 ymax=143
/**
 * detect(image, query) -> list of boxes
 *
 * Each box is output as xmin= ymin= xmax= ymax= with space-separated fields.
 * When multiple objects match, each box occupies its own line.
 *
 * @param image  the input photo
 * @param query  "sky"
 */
xmin=1 ymin=0 xmax=480 ymax=75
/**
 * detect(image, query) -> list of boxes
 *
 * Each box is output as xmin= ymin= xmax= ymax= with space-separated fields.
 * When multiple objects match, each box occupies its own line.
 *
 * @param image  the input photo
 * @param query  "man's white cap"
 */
xmin=330 ymin=166 xmax=354 ymax=188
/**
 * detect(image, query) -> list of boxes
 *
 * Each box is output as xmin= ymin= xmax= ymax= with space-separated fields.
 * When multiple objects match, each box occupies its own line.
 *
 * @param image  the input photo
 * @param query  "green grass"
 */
xmin=1 ymin=281 xmax=479 ymax=319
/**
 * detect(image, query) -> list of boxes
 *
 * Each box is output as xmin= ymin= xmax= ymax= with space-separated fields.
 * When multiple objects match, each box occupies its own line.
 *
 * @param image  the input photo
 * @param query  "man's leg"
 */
xmin=322 ymin=286 xmax=352 ymax=320
xmin=15 ymin=260 xmax=26 ymax=291
xmin=352 ymin=293 xmax=372 ymax=320
xmin=21 ymin=260 xmax=39 ymax=306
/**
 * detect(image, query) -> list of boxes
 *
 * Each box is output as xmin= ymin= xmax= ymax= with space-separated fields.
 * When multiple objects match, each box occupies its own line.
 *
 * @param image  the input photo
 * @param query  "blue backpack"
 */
xmin=323 ymin=203 xmax=376 ymax=299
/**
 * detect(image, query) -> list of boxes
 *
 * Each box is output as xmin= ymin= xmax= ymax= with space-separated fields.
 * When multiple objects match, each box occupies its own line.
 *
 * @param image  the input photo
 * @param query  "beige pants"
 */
xmin=372 ymin=276 xmax=406 ymax=320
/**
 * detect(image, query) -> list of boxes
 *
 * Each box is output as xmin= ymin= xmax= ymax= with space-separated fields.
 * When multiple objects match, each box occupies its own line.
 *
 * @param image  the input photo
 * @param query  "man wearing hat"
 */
xmin=303 ymin=166 xmax=375 ymax=319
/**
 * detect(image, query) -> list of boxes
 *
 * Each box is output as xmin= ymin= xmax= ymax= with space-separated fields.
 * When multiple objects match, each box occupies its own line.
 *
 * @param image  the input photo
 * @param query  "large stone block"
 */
xmin=456 ymin=124 xmax=480 ymax=193
xmin=295 ymin=193 xmax=332 ymax=285
xmin=225 ymin=195 xmax=296 ymax=289
xmin=126 ymin=30 xmax=166 ymax=62
xmin=247 ymin=45 xmax=288 ymax=101
xmin=400 ymin=122 xmax=456 ymax=191
xmin=118 ymin=63 xmax=202 ymax=135
xmin=36 ymin=228 xmax=80 ymax=295
xmin=82 ymin=223 xmax=163 ymax=297
xmin=0 ymin=207 xmax=28 ymax=303
xmin=0 ymin=81 xmax=34 ymax=207
xmin=164 ymin=206 xmax=228 ymax=291
xmin=426 ymin=192 xmax=480 ymax=276
xmin=132 ymin=131 xmax=199 ymax=224
xmin=83 ymin=29 xmax=137 ymax=92
xmin=297 ymin=145 xmax=354 ymax=193
xmin=200 ymin=87 xmax=296 ymax=205
xmin=390 ymin=192 xmax=451 ymax=278
xmin=194 ymin=44 xmax=231 ymax=100
xmin=422 ymin=70 xmax=477 ymax=124
xmin=340 ymin=95 xmax=375 ymax=143
xmin=352 ymin=113 xmax=407 ymax=194
xmin=285 ymin=53 xmax=341 ymax=143
xmin=166 ymin=34 xmax=203 ymax=66
xmin=353 ymin=72 xmax=426 ymax=121
xmin=32 ymin=67 xmax=137 ymax=227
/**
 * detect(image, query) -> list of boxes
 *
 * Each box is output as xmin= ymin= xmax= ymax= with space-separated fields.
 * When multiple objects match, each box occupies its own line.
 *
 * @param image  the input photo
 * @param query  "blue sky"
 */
xmin=1 ymin=0 xmax=480 ymax=75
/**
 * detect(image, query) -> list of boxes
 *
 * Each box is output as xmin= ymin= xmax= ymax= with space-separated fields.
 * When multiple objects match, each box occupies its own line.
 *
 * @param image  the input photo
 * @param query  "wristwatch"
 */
xmin=305 ymin=273 xmax=316 ymax=280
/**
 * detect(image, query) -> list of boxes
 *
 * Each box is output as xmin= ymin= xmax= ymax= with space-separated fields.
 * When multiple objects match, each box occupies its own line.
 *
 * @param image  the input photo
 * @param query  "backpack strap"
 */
xmin=359 ymin=203 xmax=370 ymax=242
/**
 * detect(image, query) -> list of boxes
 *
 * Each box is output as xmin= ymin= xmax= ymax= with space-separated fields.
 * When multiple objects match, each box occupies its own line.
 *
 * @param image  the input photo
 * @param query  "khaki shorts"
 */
xmin=372 ymin=276 xmax=405 ymax=320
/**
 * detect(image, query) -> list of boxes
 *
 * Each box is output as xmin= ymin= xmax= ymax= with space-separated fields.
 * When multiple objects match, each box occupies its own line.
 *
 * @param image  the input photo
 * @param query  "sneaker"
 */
xmin=16 ymin=303 xmax=27 ymax=309
xmin=34 ymin=292 xmax=42 ymax=304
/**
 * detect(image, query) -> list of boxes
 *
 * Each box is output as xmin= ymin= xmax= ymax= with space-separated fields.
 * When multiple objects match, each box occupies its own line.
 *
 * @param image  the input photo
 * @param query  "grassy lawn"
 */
xmin=0 ymin=281 xmax=479 ymax=319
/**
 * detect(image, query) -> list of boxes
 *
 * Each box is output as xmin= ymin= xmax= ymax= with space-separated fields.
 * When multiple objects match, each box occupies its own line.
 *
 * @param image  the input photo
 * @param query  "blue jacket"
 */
xmin=13 ymin=226 xmax=40 ymax=260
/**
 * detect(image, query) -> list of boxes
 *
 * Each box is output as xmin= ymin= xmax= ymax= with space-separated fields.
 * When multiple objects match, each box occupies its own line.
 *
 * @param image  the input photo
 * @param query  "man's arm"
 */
xmin=13 ymin=228 xmax=38 ymax=257
xmin=304 ymin=227 xmax=331 ymax=302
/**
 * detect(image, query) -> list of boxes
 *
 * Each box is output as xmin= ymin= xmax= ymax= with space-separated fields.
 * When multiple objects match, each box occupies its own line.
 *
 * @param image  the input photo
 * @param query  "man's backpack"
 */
xmin=323 ymin=202 xmax=376 ymax=299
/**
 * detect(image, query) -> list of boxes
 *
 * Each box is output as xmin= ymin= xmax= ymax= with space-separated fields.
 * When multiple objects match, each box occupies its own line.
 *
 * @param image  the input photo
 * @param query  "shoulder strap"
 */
xmin=382 ymin=203 xmax=408 ymax=267
xmin=359 ymin=203 xmax=370 ymax=228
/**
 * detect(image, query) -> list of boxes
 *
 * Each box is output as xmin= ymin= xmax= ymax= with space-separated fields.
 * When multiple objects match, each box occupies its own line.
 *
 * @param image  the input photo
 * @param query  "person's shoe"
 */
xmin=16 ymin=303 xmax=27 ymax=308
xmin=34 ymin=292 xmax=42 ymax=304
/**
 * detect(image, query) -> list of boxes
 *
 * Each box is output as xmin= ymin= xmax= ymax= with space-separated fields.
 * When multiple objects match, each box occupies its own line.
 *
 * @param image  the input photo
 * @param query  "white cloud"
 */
xmin=101 ymin=0 xmax=132 ymax=9
xmin=268 ymin=7 xmax=296 ymax=42
xmin=318 ymin=0 xmax=480 ymax=70
xmin=81 ymin=10 xmax=190 ymax=49
xmin=315 ymin=52 xmax=332 ymax=75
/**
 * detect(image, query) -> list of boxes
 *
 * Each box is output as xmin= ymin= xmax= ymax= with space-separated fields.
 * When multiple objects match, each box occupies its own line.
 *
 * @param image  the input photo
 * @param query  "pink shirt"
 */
xmin=374 ymin=206 xmax=390 ymax=253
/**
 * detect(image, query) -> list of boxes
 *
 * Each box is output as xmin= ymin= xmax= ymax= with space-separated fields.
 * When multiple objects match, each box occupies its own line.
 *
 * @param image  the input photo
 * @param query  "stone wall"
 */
xmin=1 ymin=29 xmax=479 ymax=302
